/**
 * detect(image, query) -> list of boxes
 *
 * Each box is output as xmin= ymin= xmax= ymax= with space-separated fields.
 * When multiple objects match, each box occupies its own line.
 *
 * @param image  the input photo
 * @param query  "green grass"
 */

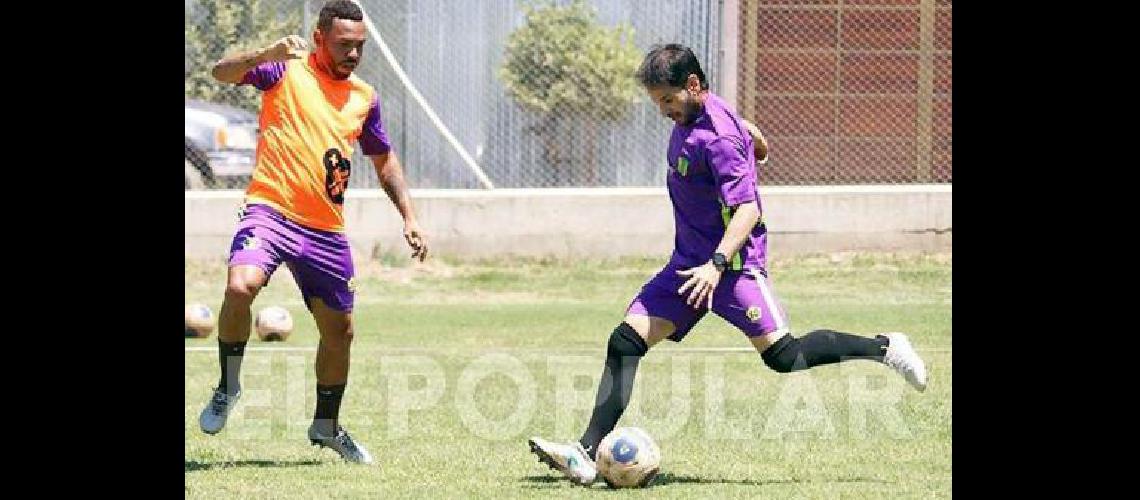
xmin=185 ymin=253 xmax=951 ymax=498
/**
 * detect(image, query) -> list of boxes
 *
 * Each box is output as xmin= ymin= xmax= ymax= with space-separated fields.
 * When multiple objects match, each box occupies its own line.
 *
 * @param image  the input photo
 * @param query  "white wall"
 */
xmin=185 ymin=186 xmax=951 ymax=261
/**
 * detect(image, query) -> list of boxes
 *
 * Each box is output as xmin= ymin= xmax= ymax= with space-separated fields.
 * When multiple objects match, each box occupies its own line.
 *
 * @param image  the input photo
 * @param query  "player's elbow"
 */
xmin=210 ymin=63 xmax=239 ymax=84
xmin=738 ymin=201 xmax=761 ymax=225
xmin=755 ymin=139 xmax=769 ymax=163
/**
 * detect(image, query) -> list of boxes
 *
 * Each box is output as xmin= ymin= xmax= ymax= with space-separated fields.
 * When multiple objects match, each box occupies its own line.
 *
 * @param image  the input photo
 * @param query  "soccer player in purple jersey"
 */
xmin=528 ymin=44 xmax=928 ymax=485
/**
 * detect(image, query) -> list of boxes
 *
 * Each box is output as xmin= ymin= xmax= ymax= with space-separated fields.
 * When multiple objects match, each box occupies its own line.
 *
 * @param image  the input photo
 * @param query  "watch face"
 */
xmin=714 ymin=254 xmax=728 ymax=269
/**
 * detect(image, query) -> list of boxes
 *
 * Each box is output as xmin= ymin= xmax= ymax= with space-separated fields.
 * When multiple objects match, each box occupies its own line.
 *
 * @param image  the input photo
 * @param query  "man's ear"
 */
xmin=687 ymin=74 xmax=701 ymax=94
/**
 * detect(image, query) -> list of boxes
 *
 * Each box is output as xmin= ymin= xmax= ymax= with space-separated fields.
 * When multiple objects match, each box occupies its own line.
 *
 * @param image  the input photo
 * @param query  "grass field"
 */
xmin=185 ymin=253 xmax=952 ymax=498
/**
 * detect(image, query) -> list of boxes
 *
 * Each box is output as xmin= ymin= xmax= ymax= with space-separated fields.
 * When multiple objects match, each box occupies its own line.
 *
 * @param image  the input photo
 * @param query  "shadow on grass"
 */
xmin=185 ymin=459 xmax=323 ymax=472
xmin=520 ymin=472 xmax=891 ymax=489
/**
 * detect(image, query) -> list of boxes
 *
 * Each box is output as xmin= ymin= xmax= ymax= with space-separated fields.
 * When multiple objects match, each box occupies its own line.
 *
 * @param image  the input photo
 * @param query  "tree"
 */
xmin=499 ymin=0 xmax=642 ymax=186
xmin=185 ymin=0 xmax=302 ymax=112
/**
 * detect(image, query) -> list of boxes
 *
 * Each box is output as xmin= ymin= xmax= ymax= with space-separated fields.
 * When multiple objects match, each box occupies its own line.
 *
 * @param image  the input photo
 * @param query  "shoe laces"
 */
xmin=209 ymin=392 xmax=231 ymax=415
xmin=334 ymin=427 xmax=361 ymax=455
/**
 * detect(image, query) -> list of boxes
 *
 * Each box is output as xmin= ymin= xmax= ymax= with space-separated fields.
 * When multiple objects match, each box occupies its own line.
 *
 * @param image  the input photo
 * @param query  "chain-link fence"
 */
xmin=185 ymin=0 xmax=721 ymax=190
xmin=184 ymin=0 xmax=950 ymax=189
xmin=185 ymin=0 xmax=307 ymax=189
xmin=737 ymin=0 xmax=951 ymax=184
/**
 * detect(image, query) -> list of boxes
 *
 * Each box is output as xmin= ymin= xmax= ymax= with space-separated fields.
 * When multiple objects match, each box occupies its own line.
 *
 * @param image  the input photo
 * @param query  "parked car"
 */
xmin=185 ymin=99 xmax=259 ymax=189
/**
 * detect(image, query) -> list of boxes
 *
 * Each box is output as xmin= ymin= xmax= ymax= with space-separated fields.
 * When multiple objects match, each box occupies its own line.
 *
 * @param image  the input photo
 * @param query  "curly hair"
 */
xmin=318 ymin=0 xmax=364 ymax=32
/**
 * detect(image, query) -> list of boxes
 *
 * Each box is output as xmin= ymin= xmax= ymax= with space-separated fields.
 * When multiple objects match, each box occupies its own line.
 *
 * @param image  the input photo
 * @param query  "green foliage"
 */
xmin=185 ymin=0 xmax=302 ymax=111
xmin=499 ymin=0 xmax=641 ymax=120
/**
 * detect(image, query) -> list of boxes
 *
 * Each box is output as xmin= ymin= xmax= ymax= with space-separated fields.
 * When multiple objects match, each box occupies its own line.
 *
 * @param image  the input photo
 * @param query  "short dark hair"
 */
xmin=318 ymin=0 xmax=364 ymax=32
xmin=636 ymin=44 xmax=708 ymax=90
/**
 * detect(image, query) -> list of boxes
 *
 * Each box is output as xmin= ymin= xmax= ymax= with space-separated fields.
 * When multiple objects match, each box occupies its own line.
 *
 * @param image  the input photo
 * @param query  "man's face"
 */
xmin=314 ymin=18 xmax=366 ymax=79
xmin=646 ymin=74 xmax=704 ymax=126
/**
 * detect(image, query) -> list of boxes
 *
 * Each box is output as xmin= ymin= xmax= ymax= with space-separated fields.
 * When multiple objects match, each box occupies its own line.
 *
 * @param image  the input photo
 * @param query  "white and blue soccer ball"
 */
xmin=255 ymin=306 xmax=294 ymax=341
xmin=596 ymin=426 xmax=661 ymax=488
xmin=184 ymin=303 xmax=214 ymax=338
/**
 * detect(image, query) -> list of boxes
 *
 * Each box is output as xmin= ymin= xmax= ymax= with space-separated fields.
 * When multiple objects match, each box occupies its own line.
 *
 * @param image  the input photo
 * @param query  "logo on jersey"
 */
xmin=323 ymin=148 xmax=352 ymax=205
xmin=346 ymin=277 xmax=358 ymax=292
xmin=746 ymin=305 xmax=762 ymax=322
xmin=241 ymin=236 xmax=261 ymax=251
xmin=676 ymin=156 xmax=689 ymax=176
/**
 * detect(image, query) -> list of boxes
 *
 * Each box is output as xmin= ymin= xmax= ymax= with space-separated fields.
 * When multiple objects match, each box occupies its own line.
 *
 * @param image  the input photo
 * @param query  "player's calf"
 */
xmin=759 ymin=329 xmax=888 ymax=373
xmin=578 ymin=322 xmax=649 ymax=456
xmin=758 ymin=329 xmax=927 ymax=392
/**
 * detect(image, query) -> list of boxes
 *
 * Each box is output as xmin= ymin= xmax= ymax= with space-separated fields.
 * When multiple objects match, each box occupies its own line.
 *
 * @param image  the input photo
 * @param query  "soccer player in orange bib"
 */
xmin=196 ymin=0 xmax=427 ymax=465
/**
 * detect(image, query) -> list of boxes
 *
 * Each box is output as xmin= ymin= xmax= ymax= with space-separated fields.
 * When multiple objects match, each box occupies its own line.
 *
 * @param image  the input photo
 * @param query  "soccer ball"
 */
xmin=596 ymin=427 xmax=661 ymax=488
xmin=255 ymin=306 xmax=294 ymax=341
xmin=184 ymin=303 xmax=215 ymax=338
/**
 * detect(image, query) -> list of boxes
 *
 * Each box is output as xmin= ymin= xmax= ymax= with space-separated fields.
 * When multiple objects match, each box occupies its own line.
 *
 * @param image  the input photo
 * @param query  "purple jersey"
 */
xmin=666 ymin=93 xmax=767 ymax=273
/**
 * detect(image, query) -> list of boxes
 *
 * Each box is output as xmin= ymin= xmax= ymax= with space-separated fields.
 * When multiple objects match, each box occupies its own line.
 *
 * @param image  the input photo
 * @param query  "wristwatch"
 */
xmin=711 ymin=252 xmax=729 ymax=272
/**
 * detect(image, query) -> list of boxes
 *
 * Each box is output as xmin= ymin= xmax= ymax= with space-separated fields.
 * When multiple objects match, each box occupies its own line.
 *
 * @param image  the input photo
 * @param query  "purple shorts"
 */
xmin=228 ymin=204 xmax=355 ymax=312
xmin=626 ymin=262 xmax=788 ymax=342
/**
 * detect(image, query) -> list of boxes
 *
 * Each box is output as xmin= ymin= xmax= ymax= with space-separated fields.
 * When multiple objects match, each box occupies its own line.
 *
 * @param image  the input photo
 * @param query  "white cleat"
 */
xmin=199 ymin=389 xmax=241 ymax=435
xmin=882 ymin=332 xmax=928 ymax=392
xmin=308 ymin=424 xmax=374 ymax=465
xmin=528 ymin=437 xmax=597 ymax=486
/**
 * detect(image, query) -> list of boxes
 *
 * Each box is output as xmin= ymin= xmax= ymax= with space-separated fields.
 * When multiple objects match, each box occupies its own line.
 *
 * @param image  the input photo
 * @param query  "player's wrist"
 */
xmin=710 ymin=252 xmax=729 ymax=273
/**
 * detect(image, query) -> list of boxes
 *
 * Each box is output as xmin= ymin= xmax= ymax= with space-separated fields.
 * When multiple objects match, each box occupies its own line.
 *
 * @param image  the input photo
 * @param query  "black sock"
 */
xmin=761 ymin=329 xmax=888 ymax=372
xmin=579 ymin=323 xmax=648 ymax=460
xmin=313 ymin=384 xmax=347 ymax=434
xmin=217 ymin=340 xmax=247 ymax=395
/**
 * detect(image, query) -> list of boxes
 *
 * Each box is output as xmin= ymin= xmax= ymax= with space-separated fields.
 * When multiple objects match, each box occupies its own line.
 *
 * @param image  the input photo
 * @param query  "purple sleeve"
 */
xmin=239 ymin=61 xmax=287 ymax=91
xmin=359 ymin=95 xmax=392 ymax=155
xmin=707 ymin=136 xmax=757 ymax=206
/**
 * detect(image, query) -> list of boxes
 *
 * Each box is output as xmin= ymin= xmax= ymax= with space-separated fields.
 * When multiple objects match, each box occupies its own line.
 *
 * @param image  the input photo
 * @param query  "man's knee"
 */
xmin=224 ymin=277 xmax=263 ymax=304
xmin=607 ymin=322 xmax=649 ymax=359
xmin=313 ymin=302 xmax=355 ymax=346
xmin=760 ymin=335 xmax=802 ymax=373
